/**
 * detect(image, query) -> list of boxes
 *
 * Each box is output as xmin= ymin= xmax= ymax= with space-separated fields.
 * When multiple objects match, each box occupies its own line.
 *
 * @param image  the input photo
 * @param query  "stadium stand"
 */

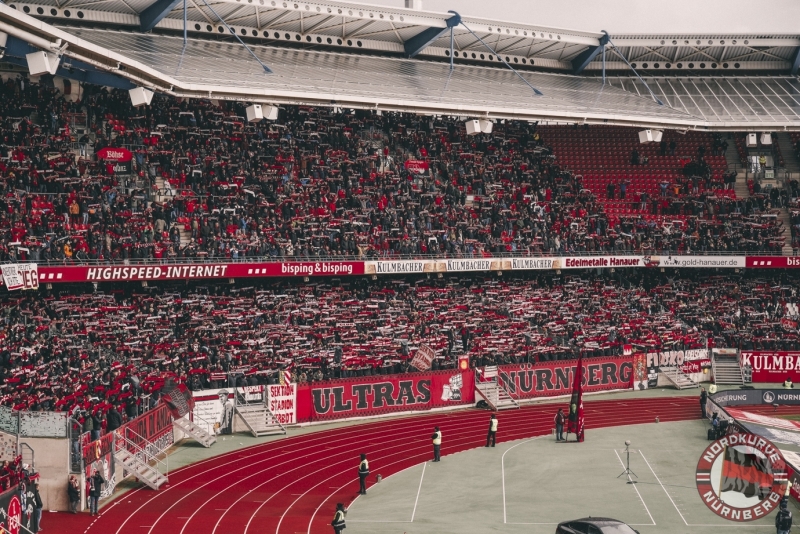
xmin=0 ymin=270 xmax=797 ymax=424
xmin=0 ymin=78 xmax=790 ymax=263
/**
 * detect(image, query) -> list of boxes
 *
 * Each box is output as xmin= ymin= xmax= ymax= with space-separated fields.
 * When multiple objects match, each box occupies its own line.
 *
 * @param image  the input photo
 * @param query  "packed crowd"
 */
xmin=0 ymin=75 xmax=790 ymax=261
xmin=0 ymin=271 xmax=796 ymax=423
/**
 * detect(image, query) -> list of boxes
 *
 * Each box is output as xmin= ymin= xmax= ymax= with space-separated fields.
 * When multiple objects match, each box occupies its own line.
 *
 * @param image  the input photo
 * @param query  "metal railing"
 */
xmin=18 ymin=443 xmax=33 ymax=471
xmin=118 ymin=426 xmax=169 ymax=479
xmin=68 ymin=418 xmax=84 ymax=475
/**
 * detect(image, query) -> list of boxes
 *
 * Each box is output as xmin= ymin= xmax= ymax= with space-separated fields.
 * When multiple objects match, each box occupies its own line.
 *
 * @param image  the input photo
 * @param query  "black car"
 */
xmin=555 ymin=517 xmax=640 ymax=534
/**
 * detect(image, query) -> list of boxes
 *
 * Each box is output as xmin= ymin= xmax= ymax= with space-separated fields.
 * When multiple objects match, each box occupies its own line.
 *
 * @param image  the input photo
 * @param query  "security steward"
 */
xmin=332 ymin=503 xmax=346 ymax=533
xmin=486 ymin=414 xmax=498 ymax=447
xmin=784 ymin=377 xmax=794 ymax=389
xmin=431 ymin=426 xmax=442 ymax=462
xmin=776 ymin=500 xmax=792 ymax=534
xmin=358 ymin=453 xmax=369 ymax=495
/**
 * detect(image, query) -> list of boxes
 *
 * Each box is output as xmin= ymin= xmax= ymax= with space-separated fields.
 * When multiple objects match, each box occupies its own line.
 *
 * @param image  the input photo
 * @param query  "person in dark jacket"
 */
xmin=32 ymin=481 xmax=42 ymax=532
xmin=357 ymin=454 xmax=369 ymax=495
xmin=88 ymin=470 xmax=104 ymax=516
xmin=331 ymin=502 xmax=346 ymax=533
xmin=106 ymin=407 xmax=122 ymax=432
xmin=554 ymin=408 xmax=566 ymax=441
xmin=700 ymin=387 xmax=707 ymax=418
xmin=68 ymin=475 xmax=80 ymax=513
xmin=776 ymin=501 xmax=792 ymax=534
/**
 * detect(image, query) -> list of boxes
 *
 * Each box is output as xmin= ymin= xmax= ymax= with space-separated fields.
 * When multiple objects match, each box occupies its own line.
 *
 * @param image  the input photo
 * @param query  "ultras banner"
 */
xmin=1 ymin=264 xmax=38 ymax=291
xmin=740 ymin=351 xmax=800 ymax=382
xmin=308 ymin=369 xmax=475 ymax=420
xmin=496 ymin=356 xmax=633 ymax=399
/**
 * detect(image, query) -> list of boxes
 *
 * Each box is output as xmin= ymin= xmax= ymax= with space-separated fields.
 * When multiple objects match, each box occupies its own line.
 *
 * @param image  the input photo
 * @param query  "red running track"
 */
xmin=54 ymin=396 xmax=698 ymax=534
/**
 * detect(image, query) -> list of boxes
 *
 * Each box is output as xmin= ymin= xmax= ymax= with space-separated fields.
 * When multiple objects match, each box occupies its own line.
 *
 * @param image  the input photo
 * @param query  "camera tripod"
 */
xmin=617 ymin=442 xmax=638 ymax=484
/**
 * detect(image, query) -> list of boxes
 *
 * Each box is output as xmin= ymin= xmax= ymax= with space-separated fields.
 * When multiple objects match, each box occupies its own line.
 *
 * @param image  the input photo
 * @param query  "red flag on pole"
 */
xmin=567 ymin=356 xmax=585 ymax=442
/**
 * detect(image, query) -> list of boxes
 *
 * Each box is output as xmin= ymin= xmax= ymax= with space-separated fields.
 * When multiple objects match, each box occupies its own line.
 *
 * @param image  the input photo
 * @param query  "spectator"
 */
xmin=106 ymin=406 xmax=122 ymax=431
xmin=68 ymin=475 xmax=80 ymax=514
xmin=32 ymin=481 xmax=42 ymax=532
xmin=88 ymin=470 xmax=104 ymax=516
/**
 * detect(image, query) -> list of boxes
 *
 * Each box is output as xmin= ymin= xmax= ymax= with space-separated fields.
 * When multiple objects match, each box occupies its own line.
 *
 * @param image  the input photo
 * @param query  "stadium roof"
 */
xmin=2 ymin=0 xmax=800 ymax=130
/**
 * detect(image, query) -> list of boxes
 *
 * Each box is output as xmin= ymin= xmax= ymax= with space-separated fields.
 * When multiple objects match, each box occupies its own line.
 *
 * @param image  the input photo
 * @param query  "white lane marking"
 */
xmin=639 ymin=449 xmax=688 ymax=526
xmin=410 ymin=461 xmax=426 ymax=522
xmin=614 ymin=449 xmax=655 ymax=525
xmin=501 ymin=436 xmax=545 ymax=524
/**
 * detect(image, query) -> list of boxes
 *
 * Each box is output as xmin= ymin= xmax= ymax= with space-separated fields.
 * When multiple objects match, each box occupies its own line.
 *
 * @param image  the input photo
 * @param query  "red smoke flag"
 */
xmin=567 ymin=356 xmax=585 ymax=442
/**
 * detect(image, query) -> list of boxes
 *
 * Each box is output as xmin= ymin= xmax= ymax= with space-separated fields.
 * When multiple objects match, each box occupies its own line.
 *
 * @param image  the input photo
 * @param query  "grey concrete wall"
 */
xmin=19 ymin=437 xmax=70 ymax=511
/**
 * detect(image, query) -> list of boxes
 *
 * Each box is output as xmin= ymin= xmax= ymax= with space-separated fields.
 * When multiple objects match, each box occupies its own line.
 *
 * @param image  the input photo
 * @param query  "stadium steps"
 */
xmin=658 ymin=365 xmax=698 ymax=389
xmin=777 ymin=208 xmax=794 ymax=255
xmin=725 ymin=136 xmax=744 ymax=168
xmin=235 ymin=404 xmax=287 ymax=437
xmin=725 ymin=138 xmax=751 ymax=199
xmin=712 ymin=357 xmax=745 ymax=386
xmin=112 ymin=434 xmax=169 ymax=490
xmin=734 ymin=172 xmax=750 ymax=199
xmin=153 ymin=175 xmax=173 ymax=204
xmin=776 ymin=132 xmax=800 ymax=173
xmin=173 ymin=416 xmax=216 ymax=448
xmin=474 ymin=376 xmax=519 ymax=411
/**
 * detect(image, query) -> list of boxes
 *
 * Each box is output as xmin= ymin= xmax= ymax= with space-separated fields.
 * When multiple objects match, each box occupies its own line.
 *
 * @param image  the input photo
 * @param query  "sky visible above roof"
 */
xmin=365 ymin=0 xmax=800 ymax=35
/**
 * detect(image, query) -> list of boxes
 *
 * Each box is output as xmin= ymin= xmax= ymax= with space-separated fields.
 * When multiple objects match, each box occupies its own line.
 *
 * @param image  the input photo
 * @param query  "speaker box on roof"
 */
xmin=263 ymin=105 xmax=279 ymax=121
xmin=26 ymin=51 xmax=59 ymax=76
xmin=465 ymin=120 xmax=481 ymax=135
xmin=246 ymin=104 xmax=263 ymax=122
xmin=760 ymin=133 xmax=772 ymax=146
xmin=746 ymin=133 xmax=758 ymax=147
xmin=129 ymin=87 xmax=154 ymax=107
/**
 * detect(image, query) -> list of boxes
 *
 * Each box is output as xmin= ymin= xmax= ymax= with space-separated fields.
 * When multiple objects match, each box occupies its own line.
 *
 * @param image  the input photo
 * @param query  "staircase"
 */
xmin=725 ymin=137 xmax=751 ymax=200
xmin=173 ymin=415 xmax=216 ymax=448
xmin=734 ymin=172 xmax=750 ymax=200
xmin=712 ymin=355 xmax=745 ymax=386
xmin=776 ymin=132 xmax=800 ymax=173
xmin=235 ymin=403 xmax=287 ymax=437
xmin=659 ymin=365 xmax=699 ymax=389
xmin=725 ymin=136 xmax=744 ymax=169
xmin=777 ymin=208 xmax=794 ymax=256
xmin=113 ymin=433 xmax=169 ymax=490
xmin=474 ymin=371 xmax=519 ymax=411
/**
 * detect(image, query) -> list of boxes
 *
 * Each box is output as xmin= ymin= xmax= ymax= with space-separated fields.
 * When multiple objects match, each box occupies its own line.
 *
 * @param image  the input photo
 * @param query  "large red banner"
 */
xmin=81 ymin=402 xmax=173 ymax=463
xmin=307 ymin=369 xmax=474 ymax=421
xmin=496 ymin=356 xmax=633 ymax=400
xmin=740 ymin=351 xmax=800 ymax=382
xmin=122 ymin=403 xmax=173 ymax=448
xmin=37 ymin=261 xmax=365 ymax=284
xmin=746 ymin=257 xmax=800 ymax=268
xmin=29 ymin=255 xmax=800 ymax=285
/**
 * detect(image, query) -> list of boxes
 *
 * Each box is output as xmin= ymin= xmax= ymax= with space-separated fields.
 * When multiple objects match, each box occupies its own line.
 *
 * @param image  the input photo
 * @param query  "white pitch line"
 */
xmin=501 ymin=436 xmax=545 ymax=524
xmin=639 ymin=449 xmax=688 ymax=526
xmin=410 ymin=461 xmax=427 ymax=522
xmin=614 ymin=449 xmax=655 ymax=526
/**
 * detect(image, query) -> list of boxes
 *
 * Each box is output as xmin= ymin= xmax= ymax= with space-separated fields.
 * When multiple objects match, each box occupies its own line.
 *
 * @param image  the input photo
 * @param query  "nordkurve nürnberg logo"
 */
xmin=696 ymin=433 xmax=788 ymax=521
